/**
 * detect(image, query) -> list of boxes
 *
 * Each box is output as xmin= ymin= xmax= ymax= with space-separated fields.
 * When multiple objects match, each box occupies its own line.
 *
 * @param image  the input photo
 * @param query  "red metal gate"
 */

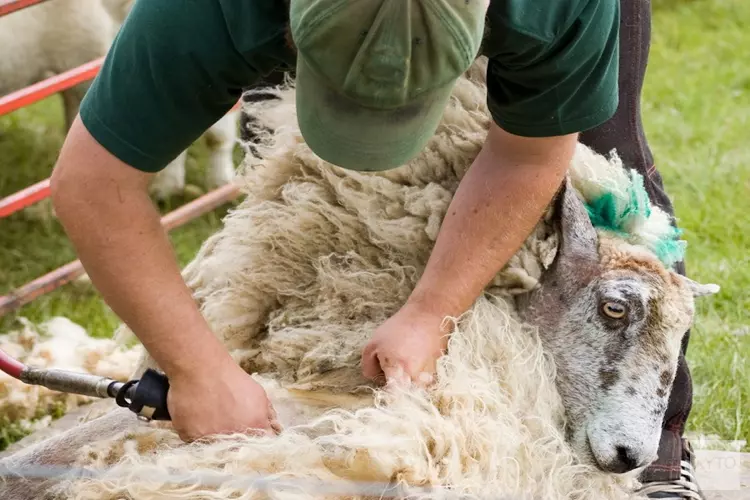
xmin=0 ymin=0 xmax=242 ymax=316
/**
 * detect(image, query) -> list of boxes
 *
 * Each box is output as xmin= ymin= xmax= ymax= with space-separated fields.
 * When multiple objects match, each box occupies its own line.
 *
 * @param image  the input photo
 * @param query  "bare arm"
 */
xmin=363 ymin=122 xmax=577 ymax=383
xmin=51 ymin=116 xmax=231 ymax=378
xmin=407 ymin=122 xmax=577 ymax=317
xmin=51 ymin=116 xmax=278 ymax=440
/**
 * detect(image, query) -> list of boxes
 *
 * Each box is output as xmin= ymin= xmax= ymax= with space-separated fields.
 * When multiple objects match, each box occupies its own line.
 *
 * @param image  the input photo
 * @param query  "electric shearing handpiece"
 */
xmin=0 ymin=347 xmax=171 ymax=421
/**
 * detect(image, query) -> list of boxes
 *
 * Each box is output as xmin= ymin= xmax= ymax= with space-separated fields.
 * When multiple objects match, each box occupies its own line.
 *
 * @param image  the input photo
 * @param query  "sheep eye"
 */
xmin=601 ymin=301 xmax=627 ymax=319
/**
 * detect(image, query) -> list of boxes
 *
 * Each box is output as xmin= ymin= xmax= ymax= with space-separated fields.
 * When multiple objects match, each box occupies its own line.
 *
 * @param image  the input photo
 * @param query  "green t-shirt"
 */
xmin=79 ymin=0 xmax=619 ymax=173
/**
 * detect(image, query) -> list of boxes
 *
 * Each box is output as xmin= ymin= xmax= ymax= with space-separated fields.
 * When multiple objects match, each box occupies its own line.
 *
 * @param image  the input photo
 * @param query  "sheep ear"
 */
xmin=517 ymin=178 xmax=600 ymax=321
xmin=553 ymin=177 xmax=599 ymax=267
xmin=679 ymin=275 xmax=720 ymax=297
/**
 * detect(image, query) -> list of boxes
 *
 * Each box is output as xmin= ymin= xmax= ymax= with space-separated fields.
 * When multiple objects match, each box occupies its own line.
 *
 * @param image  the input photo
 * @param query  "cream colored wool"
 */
xmin=566 ymin=145 xmax=679 ymax=260
xmin=54 ymin=57 xmax=676 ymax=499
xmin=0 ymin=317 xmax=140 ymax=426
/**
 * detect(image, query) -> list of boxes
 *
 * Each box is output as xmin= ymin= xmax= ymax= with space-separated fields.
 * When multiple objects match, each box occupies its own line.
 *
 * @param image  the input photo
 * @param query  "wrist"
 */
xmin=401 ymin=289 xmax=465 ymax=338
xmin=156 ymin=327 xmax=237 ymax=382
xmin=406 ymin=280 xmax=473 ymax=320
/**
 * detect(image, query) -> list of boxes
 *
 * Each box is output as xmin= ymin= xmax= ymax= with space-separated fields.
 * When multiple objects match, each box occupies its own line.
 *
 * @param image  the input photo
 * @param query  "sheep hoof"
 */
xmin=72 ymin=273 xmax=92 ymax=287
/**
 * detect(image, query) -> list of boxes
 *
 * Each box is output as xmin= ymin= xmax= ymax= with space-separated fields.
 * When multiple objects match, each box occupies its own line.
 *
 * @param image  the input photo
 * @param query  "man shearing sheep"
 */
xmin=49 ymin=0 xmax=702 ymax=497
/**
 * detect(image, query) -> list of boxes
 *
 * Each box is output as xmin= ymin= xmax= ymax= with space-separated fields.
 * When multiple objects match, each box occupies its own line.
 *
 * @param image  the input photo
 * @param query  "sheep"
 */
xmin=0 ymin=0 xmax=116 ymax=133
xmin=0 ymin=0 xmax=252 ymax=200
xmin=0 ymin=57 xmax=719 ymax=500
xmin=148 ymin=70 xmax=291 ymax=200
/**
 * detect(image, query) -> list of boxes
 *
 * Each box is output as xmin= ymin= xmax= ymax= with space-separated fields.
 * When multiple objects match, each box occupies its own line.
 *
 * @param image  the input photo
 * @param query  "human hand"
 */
xmin=166 ymin=360 xmax=281 ymax=442
xmin=361 ymin=302 xmax=452 ymax=388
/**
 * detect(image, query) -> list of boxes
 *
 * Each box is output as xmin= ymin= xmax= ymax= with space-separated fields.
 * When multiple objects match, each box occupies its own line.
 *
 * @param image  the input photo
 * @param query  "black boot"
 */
xmin=637 ymin=438 xmax=704 ymax=499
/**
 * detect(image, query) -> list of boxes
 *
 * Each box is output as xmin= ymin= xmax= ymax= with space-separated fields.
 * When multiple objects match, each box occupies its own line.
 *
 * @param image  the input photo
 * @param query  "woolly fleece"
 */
xmin=0 ymin=317 xmax=139 ymax=432
xmin=5 ymin=57 xmax=687 ymax=500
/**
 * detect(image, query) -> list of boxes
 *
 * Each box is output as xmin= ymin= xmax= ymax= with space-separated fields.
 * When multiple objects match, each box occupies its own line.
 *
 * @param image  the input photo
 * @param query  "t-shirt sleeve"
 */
xmin=79 ymin=0 xmax=287 ymax=173
xmin=485 ymin=0 xmax=620 ymax=138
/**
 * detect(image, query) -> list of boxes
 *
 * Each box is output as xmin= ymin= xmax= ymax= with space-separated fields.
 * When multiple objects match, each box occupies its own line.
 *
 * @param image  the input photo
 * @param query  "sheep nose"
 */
xmin=604 ymin=446 xmax=648 ymax=474
xmin=616 ymin=446 xmax=639 ymax=471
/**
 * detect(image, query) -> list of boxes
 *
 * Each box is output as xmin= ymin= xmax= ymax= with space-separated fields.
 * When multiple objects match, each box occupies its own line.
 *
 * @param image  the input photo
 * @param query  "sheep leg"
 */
xmin=148 ymin=110 xmax=238 ymax=201
xmin=204 ymin=110 xmax=239 ymax=189
xmin=150 ymin=150 xmax=188 ymax=201
xmin=0 ymin=407 xmax=141 ymax=500
xmin=60 ymin=81 xmax=90 ymax=133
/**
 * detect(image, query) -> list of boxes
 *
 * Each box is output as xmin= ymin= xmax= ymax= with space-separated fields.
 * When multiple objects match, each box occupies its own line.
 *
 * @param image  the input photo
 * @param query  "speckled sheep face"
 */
xmin=517 ymin=178 xmax=719 ymax=475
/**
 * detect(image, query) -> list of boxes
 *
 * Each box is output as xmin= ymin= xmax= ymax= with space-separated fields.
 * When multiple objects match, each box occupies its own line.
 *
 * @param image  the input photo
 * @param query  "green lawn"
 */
xmin=0 ymin=101 xmax=240 ymax=338
xmin=0 ymin=0 xmax=747 ymax=451
xmin=647 ymin=0 xmax=749 ymax=447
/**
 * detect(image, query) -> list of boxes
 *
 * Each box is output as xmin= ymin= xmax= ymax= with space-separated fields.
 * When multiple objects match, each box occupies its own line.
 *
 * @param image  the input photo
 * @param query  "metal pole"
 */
xmin=0 ymin=179 xmax=51 ymax=218
xmin=0 ymin=58 xmax=103 ymax=117
xmin=0 ymin=0 xmax=51 ymax=16
xmin=0 ymin=102 xmax=242 ymax=218
xmin=0 ymin=183 xmax=241 ymax=317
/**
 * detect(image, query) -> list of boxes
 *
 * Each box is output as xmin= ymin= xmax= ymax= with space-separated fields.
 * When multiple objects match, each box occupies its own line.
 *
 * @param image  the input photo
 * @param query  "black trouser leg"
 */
xmin=579 ymin=0 xmax=691 ymax=482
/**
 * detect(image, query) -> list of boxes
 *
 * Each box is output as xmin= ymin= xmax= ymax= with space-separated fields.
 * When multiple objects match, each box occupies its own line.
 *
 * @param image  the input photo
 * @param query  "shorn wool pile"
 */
xmin=0 ymin=57 xmax=715 ymax=500
xmin=0 ymin=318 xmax=138 ymax=435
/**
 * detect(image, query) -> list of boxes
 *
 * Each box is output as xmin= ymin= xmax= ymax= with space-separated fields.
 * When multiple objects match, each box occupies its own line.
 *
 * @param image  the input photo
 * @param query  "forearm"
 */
xmin=407 ymin=124 xmax=577 ymax=318
xmin=51 ymin=120 xmax=232 ymax=380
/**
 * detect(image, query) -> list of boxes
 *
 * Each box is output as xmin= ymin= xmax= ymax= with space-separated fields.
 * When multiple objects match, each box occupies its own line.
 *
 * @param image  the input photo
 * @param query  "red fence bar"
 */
xmin=0 ymin=64 xmax=241 ymax=219
xmin=0 ymin=183 xmax=242 ymax=317
xmin=0 ymin=58 xmax=103 ymax=117
xmin=0 ymin=58 xmax=102 ymax=217
xmin=0 ymin=179 xmax=51 ymax=218
xmin=159 ymin=182 xmax=240 ymax=230
xmin=0 ymin=0 xmax=50 ymax=16
xmin=0 ymin=2 xmax=248 ymax=318
xmin=0 ymin=58 xmax=241 ymax=118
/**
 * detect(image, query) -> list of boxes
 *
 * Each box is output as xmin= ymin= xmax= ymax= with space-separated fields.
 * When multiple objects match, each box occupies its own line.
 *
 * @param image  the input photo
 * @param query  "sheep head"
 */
xmin=516 ymin=177 xmax=719 ymax=475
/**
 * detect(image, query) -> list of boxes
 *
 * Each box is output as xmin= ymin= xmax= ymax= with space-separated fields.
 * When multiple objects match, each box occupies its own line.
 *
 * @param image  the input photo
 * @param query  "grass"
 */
xmin=0 ymin=98 xmax=240 ymax=338
xmin=0 ymin=401 xmax=66 ymax=451
xmin=647 ymin=0 xmax=749 ymax=447
xmin=0 ymin=97 xmax=239 ymax=450
xmin=0 ymin=0 xmax=747 ymax=451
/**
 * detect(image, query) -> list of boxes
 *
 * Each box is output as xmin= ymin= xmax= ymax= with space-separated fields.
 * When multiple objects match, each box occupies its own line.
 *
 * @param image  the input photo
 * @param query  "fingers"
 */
xmin=363 ymin=336 xmax=441 ymax=391
xmin=381 ymin=360 xmax=411 ymax=388
xmin=415 ymin=371 xmax=434 ymax=388
xmin=384 ymin=364 xmax=434 ymax=390
xmin=380 ymin=356 xmax=435 ymax=390
xmin=363 ymin=346 xmax=438 ymax=389
xmin=269 ymin=420 xmax=283 ymax=435
xmin=416 ymin=356 xmax=438 ymax=388
xmin=361 ymin=344 xmax=385 ymax=384
xmin=267 ymin=401 xmax=283 ymax=435
xmin=363 ymin=350 xmax=410 ymax=388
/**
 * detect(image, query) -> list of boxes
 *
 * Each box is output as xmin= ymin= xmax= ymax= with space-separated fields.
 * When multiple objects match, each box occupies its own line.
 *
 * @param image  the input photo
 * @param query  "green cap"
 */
xmin=289 ymin=0 xmax=488 ymax=171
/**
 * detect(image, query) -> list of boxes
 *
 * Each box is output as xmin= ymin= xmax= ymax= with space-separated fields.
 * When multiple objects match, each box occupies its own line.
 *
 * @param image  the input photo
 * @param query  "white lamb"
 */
xmin=0 ymin=0 xmax=240 ymax=200
xmin=0 ymin=57 xmax=719 ymax=500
